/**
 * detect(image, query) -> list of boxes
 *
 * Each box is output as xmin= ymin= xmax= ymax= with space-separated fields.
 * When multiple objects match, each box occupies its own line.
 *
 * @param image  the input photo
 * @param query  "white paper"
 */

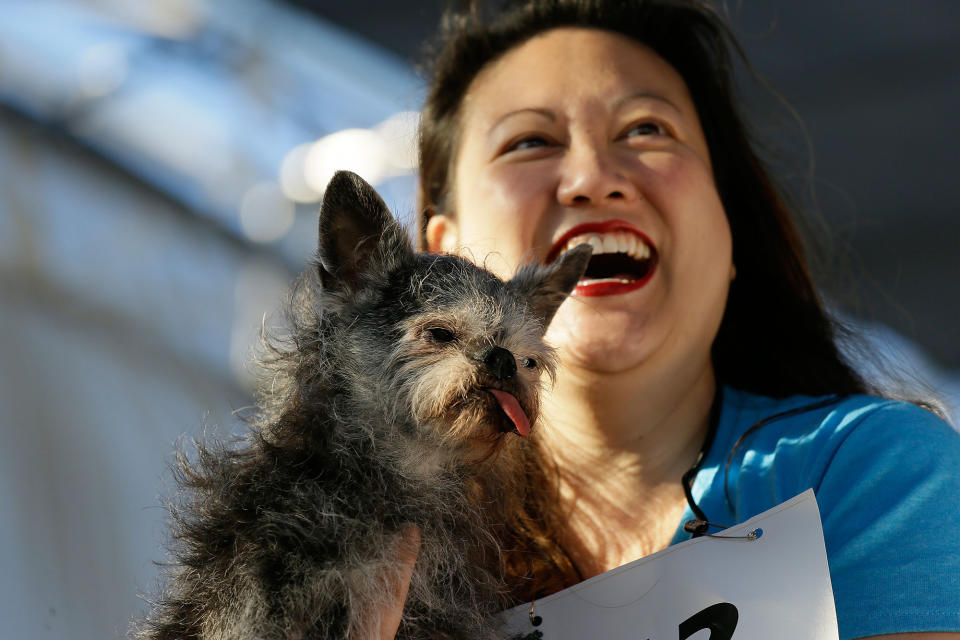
xmin=500 ymin=489 xmax=838 ymax=640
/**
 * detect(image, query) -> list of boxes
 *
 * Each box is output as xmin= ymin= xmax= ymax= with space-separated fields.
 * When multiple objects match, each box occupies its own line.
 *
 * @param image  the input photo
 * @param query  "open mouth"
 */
xmin=548 ymin=221 xmax=658 ymax=296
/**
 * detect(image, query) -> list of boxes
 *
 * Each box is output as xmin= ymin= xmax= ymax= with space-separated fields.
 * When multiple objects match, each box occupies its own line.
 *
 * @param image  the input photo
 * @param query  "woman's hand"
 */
xmin=367 ymin=525 xmax=421 ymax=640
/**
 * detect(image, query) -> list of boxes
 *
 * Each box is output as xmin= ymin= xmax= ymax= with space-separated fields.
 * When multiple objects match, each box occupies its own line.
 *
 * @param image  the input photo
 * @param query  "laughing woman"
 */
xmin=381 ymin=1 xmax=960 ymax=638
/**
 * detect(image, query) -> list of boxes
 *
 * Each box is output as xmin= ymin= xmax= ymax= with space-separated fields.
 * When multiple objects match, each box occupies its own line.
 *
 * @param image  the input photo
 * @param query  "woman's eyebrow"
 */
xmin=489 ymin=107 xmax=556 ymax=134
xmin=488 ymin=93 xmax=681 ymax=135
xmin=613 ymin=91 xmax=683 ymax=114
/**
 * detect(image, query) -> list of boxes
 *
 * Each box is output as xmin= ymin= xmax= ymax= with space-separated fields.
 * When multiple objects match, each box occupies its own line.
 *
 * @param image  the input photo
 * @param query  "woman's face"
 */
xmin=428 ymin=28 xmax=734 ymax=378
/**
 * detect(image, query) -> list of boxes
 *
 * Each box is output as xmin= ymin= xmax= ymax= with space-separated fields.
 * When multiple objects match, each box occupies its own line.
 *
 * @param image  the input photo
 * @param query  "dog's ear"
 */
xmin=509 ymin=244 xmax=592 ymax=331
xmin=317 ymin=171 xmax=414 ymax=292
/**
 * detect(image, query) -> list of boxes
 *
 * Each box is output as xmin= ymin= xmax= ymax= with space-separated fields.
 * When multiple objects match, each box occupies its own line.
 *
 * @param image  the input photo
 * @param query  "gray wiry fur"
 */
xmin=136 ymin=171 xmax=591 ymax=639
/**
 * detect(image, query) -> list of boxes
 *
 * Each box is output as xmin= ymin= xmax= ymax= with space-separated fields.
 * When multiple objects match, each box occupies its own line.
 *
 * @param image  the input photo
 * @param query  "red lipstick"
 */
xmin=547 ymin=219 xmax=658 ymax=297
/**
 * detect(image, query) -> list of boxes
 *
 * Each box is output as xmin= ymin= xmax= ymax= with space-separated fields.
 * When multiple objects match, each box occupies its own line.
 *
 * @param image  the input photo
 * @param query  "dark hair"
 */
xmin=416 ymin=0 xmax=869 ymax=599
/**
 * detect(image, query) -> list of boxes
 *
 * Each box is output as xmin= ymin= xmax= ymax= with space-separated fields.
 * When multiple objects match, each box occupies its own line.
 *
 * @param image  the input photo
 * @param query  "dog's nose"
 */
xmin=483 ymin=346 xmax=517 ymax=381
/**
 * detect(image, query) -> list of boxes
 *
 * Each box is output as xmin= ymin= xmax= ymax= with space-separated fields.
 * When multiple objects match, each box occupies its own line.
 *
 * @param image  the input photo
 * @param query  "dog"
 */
xmin=135 ymin=171 xmax=591 ymax=639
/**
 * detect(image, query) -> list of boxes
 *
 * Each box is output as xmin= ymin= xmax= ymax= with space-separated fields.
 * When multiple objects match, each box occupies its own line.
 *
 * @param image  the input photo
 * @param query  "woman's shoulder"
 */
xmin=784 ymin=395 xmax=960 ymax=637
xmin=718 ymin=386 xmax=960 ymax=510
xmin=718 ymin=387 xmax=960 ymax=637
xmin=721 ymin=385 xmax=957 ymax=450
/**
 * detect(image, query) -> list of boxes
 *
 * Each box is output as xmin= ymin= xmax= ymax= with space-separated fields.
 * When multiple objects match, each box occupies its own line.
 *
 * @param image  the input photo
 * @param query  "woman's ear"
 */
xmin=425 ymin=214 xmax=460 ymax=254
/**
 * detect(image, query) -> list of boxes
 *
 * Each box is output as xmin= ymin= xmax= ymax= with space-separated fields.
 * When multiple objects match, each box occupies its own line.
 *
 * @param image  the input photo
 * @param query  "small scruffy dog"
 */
xmin=136 ymin=171 xmax=590 ymax=639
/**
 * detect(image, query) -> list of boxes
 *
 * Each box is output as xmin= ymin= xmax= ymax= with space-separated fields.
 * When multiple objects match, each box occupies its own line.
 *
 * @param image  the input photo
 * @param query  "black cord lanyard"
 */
xmin=681 ymin=390 xmax=843 ymax=538
xmin=680 ymin=385 xmax=723 ymax=528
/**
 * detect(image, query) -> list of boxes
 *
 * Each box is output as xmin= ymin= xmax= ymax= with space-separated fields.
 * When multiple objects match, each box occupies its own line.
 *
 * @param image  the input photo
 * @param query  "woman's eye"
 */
xmin=426 ymin=327 xmax=456 ymax=343
xmin=624 ymin=122 xmax=665 ymax=138
xmin=507 ymin=136 xmax=550 ymax=152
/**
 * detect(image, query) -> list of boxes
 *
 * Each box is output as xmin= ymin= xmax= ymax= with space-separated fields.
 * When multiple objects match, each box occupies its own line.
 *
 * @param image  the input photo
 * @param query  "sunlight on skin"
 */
xmin=371 ymin=526 xmax=420 ymax=640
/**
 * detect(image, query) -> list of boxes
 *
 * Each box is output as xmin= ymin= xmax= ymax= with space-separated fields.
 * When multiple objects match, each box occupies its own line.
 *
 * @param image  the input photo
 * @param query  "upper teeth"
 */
xmin=560 ymin=231 xmax=651 ymax=260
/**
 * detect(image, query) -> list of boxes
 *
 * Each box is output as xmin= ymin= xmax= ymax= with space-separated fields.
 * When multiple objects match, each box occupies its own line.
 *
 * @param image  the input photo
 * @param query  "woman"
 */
xmin=379 ymin=1 xmax=960 ymax=638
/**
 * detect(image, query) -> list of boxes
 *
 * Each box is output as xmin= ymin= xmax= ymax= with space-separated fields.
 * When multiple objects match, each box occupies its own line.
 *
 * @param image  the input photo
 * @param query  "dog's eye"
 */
xmin=426 ymin=327 xmax=456 ymax=343
xmin=521 ymin=357 xmax=537 ymax=369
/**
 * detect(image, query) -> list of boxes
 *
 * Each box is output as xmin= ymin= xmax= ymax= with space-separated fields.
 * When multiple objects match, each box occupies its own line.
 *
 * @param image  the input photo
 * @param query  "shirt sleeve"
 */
xmin=813 ymin=401 xmax=960 ymax=639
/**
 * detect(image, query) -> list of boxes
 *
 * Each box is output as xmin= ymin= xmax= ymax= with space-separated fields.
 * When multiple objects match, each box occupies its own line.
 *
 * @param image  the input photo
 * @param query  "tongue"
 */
xmin=487 ymin=389 xmax=531 ymax=437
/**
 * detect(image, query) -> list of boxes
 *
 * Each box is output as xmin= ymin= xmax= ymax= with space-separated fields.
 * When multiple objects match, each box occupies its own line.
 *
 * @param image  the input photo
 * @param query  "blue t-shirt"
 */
xmin=670 ymin=386 xmax=960 ymax=639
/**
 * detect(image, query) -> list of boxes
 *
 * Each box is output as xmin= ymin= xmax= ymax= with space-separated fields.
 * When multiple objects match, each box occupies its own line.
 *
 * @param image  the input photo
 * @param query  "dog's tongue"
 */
xmin=488 ymin=389 xmax=531 ymax=437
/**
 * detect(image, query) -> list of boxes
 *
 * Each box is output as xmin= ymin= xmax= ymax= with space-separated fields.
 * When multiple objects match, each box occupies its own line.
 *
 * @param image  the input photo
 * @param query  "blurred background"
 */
xmin=0 ymin=1 xmax=957 ymax=638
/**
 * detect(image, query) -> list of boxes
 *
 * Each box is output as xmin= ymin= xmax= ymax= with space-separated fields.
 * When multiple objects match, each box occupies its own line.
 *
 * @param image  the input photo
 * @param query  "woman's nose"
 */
xmin=556 ymin=143 xmax=639 ymax=207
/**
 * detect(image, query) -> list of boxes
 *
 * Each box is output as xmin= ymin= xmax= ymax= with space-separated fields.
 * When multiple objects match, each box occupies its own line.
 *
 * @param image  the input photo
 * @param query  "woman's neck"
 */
xmin=539 ymin=361 xmax=717 ymax=576
xmin=541 ymin=359 xmax=716 ymax=476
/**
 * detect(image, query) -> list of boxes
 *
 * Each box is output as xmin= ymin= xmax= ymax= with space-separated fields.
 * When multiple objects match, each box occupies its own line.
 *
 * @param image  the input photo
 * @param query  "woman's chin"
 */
xmin=544 ymin=305 xmax=656 ymax=375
